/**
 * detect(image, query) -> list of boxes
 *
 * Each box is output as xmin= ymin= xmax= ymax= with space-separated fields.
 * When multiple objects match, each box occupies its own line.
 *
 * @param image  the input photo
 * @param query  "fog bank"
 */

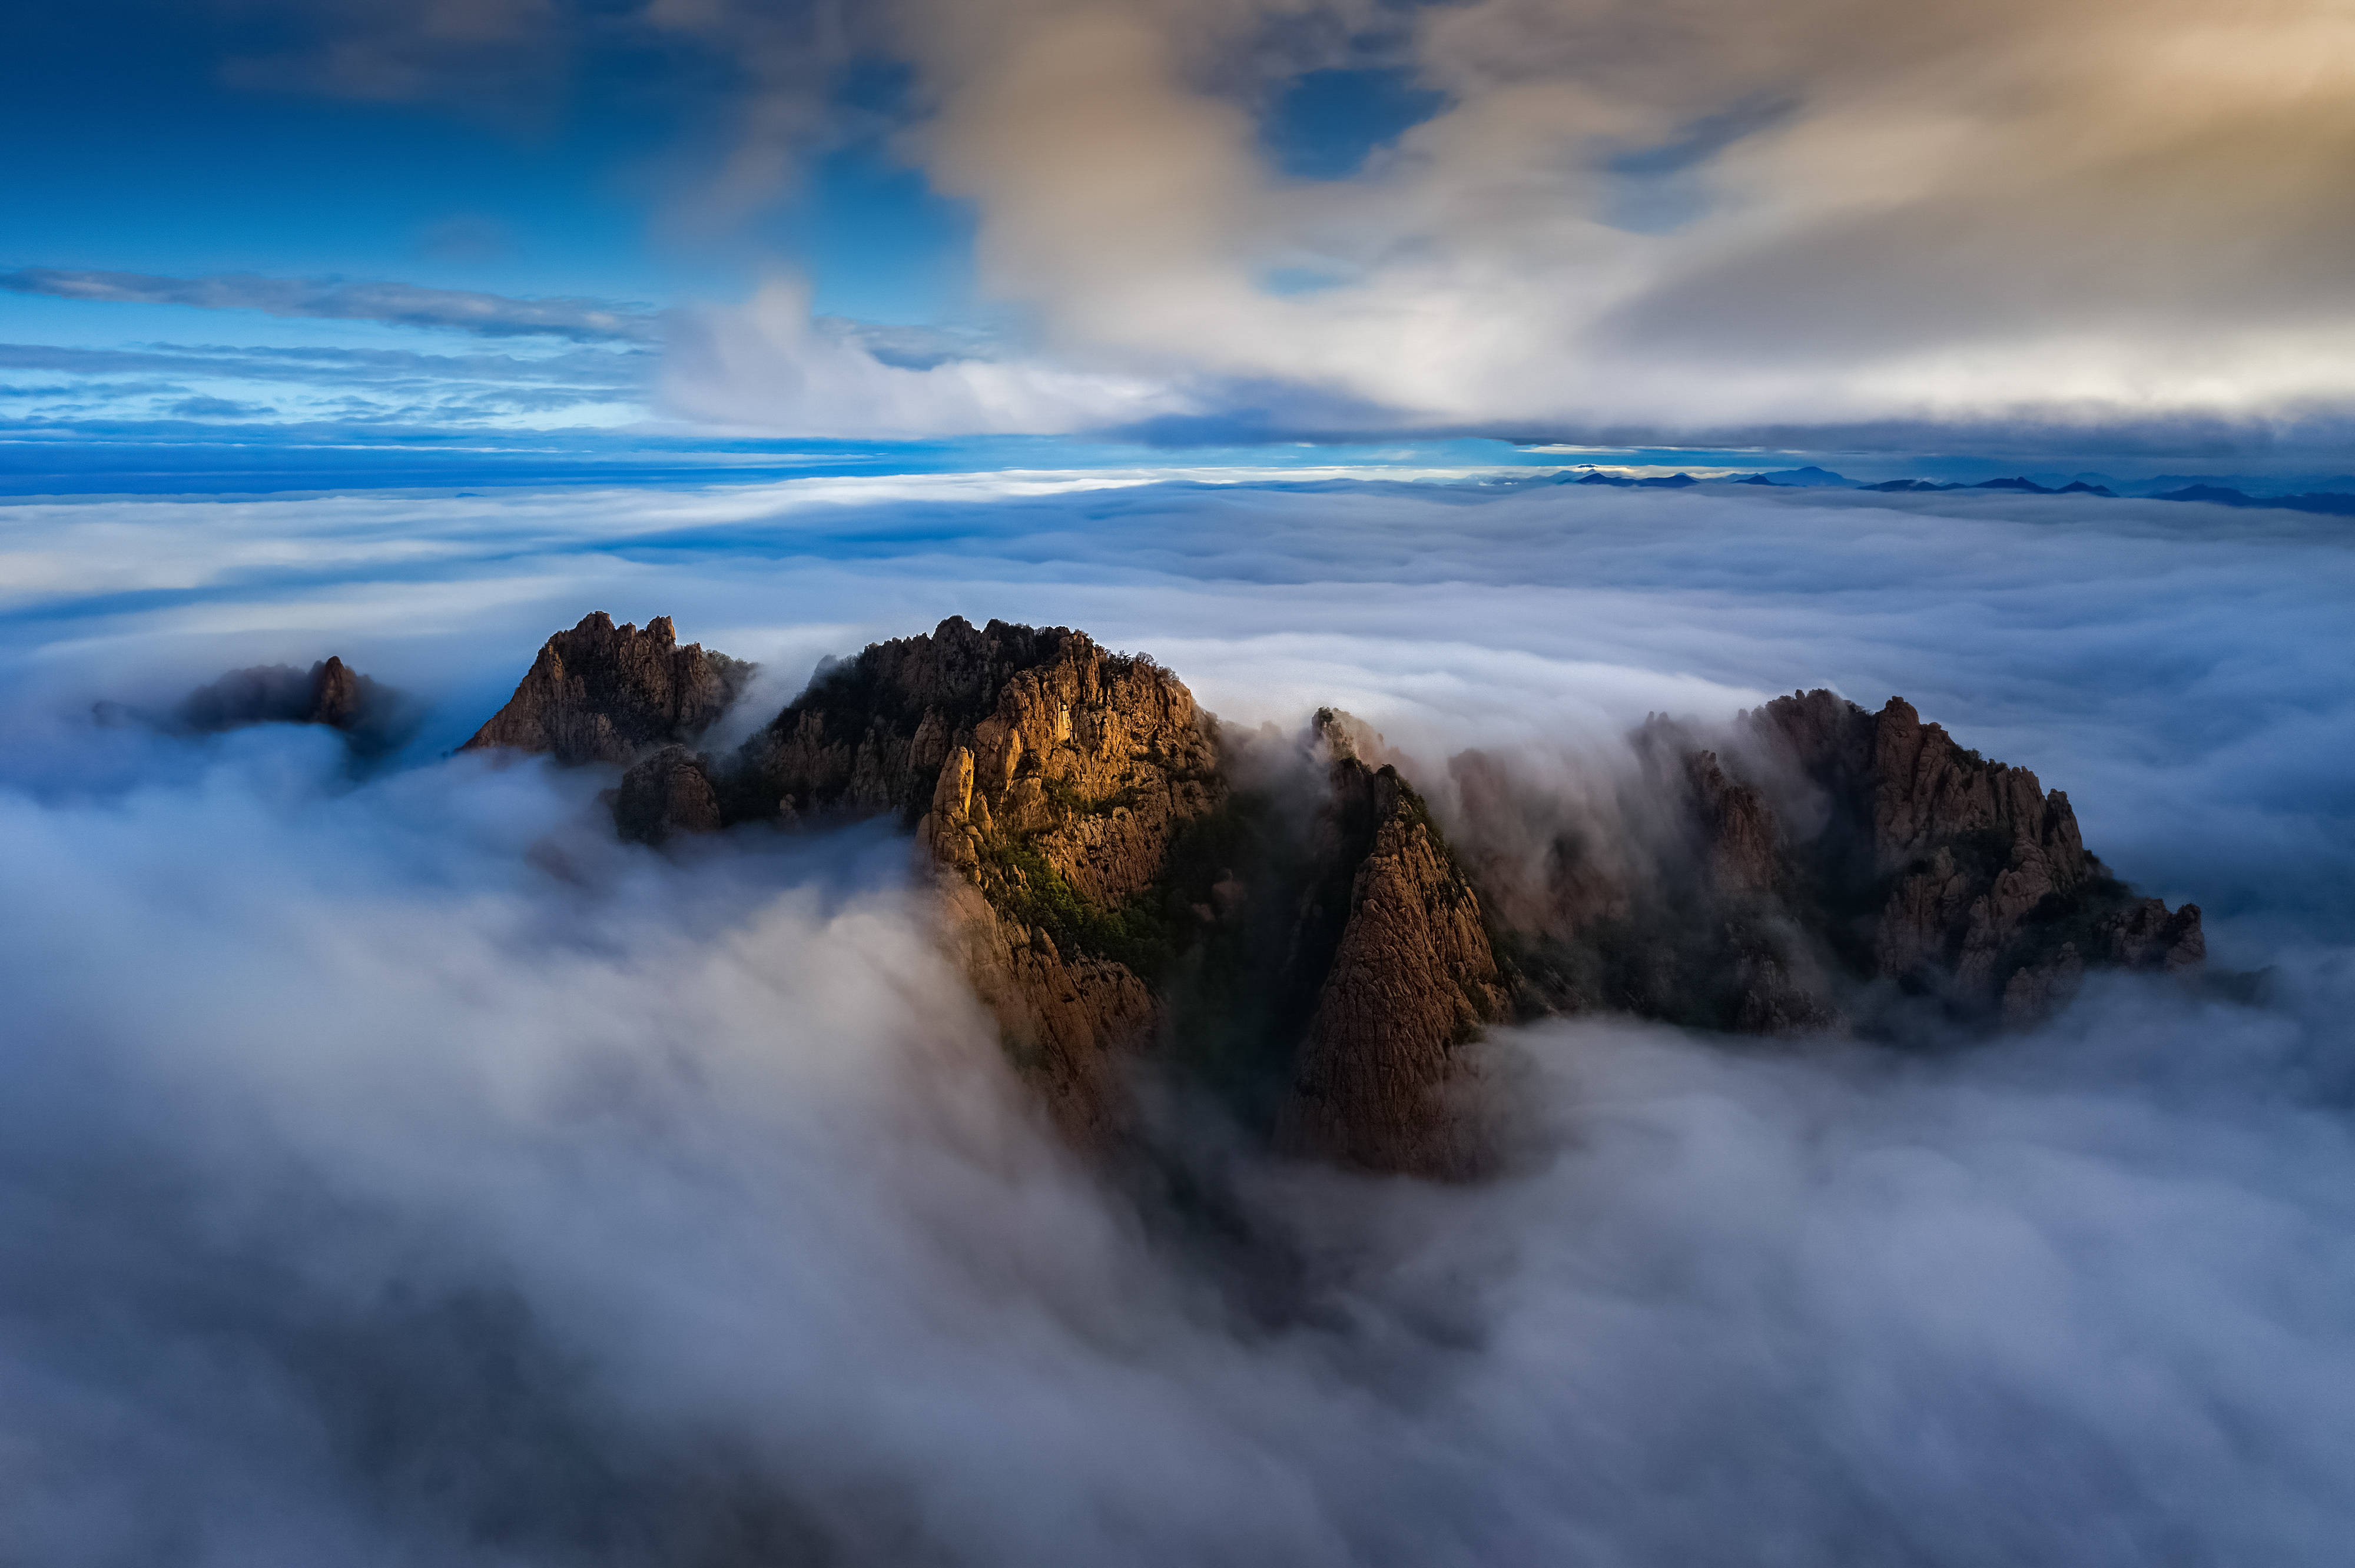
xmin=2 ymin=470 xmax=2352 ymax=1562
xmin=1 ymin=726 xmax=2351 ymax=1564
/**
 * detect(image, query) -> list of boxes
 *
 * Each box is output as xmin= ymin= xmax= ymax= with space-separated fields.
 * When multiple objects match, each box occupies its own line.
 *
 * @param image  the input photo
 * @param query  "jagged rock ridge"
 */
xmin=745 ymin=617 xmax=1223 ymax=1143
xmin=1756 ymin=690 xmax=2202 ymax=1024
xmin=1273 ymin=730 xmax=1508 ymax=1177
xmin=465 ymin=612 xmax=752 ymax=767
xmin=183 ymin=656 xmax=372 ymax=733
xmin=594 ymin=618 xmax=1505 ymax=1170
xmin=1488 ymin=690 xmax=2203 ymax=1032
xmin=468 ymin=613 xmax=2210 ymax=1178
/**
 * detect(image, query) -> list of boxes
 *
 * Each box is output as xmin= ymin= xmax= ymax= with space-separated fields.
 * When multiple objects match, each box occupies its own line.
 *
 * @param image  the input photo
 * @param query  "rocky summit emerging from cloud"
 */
xmin=463 ymin=613 xmax=2209 ymax=1178
xmin=462 ymin=612 xmax=754 ymax=768
xmin=99 ymin=655 xmax=420 ymax=760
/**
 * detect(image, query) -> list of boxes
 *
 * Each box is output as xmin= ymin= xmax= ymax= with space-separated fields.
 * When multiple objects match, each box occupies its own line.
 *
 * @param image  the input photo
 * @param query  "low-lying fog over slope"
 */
xmin=3 ymin=471 xmax=2351 ymax=1565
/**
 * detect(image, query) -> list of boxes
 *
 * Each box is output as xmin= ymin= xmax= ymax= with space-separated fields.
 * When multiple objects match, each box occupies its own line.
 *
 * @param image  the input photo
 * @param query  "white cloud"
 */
xmin=1 ymin=725 xmax=2351 ymax=1563
xmin=0 ymin=267 xmax=660 ymax=343
xmin=849 ymin=0 xmax=2355 ymax=436
xmin=3 ymin=471 xmax=2354 ymax=1559
xmin=659 ymin=278 xmax=1203 ymax=436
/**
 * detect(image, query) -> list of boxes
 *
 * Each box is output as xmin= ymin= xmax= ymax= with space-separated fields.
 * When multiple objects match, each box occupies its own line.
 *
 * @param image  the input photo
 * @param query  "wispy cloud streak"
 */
xmin=1 ymin=268 xmax=661 ymax=344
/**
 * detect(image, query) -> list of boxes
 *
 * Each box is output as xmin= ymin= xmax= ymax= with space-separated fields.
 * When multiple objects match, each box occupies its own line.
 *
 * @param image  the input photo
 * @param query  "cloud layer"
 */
xmin=2 ymin=703 xmax=2351 ymax=1564
xmin=1 ymin=268 xmax=659 ymax=343
xmin=635 ymin=0 xmax=2355 ymax=438
xmin=20 ymin=1 xmax=2354 ymax=442
xmin=2 ymin=470 xmax=2352 ymax=1559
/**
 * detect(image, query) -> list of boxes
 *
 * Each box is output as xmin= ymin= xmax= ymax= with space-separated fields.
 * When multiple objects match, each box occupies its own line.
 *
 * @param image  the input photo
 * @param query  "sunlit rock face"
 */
xmin=463 ymin=612 xmax=753 ymax=767
xmin=739 ymin=616 xmax=1225 ymax=1145
xmin=467 ymin=614 xmax=2207 ymax=1177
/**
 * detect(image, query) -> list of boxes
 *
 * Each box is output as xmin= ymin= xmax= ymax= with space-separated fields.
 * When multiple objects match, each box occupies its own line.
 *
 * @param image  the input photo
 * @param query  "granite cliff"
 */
xmin=463 ymin=613 xmax=2209 ymax=1176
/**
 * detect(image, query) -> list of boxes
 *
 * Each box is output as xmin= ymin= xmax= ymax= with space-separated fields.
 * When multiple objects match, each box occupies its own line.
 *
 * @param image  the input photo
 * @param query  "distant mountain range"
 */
xmin=1683 ymin=466 xmax=2355 ymax=515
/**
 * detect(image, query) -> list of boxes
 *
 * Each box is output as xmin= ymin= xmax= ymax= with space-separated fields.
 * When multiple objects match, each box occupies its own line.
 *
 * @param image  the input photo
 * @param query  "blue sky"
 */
xmin=4 ymin=1 xmax=2353 ymax=474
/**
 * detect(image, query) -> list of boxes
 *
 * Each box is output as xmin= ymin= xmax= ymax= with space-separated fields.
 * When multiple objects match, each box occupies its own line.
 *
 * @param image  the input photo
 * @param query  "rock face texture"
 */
xmin=612 ymin=745 xmax=724 ymax=845
xmin=1465 ymin=690 xmax=2201 ymax=1036
xmin=759 ymin=619 xmax=1225 ymax=1142
xmin=1752 ymin=690 xmax=2203 ymax=1024
xmin=605 ymin=617 xmax=1223 ymax=1142
xmin=550 ymin=617 xmax=1508 ymax=1164
xmin=1274 ymin=748 xmax=1507 ymax=1178
xmin=470 ymin=612 xmax=2210 ymax=1176
xmin=464 ymin=613 xmax=751 ymax=766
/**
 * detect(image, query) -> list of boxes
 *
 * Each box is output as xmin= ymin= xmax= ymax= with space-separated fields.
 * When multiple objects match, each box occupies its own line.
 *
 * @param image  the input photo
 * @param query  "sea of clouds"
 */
xmin=3 ymin=471 xmax=2352 ymax=1564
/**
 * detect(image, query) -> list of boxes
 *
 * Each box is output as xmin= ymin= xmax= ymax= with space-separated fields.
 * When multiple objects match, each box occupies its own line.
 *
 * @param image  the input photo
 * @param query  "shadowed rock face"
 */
xmin=170 ymin=656 xmax=414 ymax=758
xmin=475 ymin=614 xmax=2210 ymax=1177
xmin=612 ymin=745 xmax=724 ymax=845
xmin=1493 ymin=690 xmax=2204 ymax=1033
xmin=1274 ymin=750 xmax=1508 ymax=1179
xmin=182 ymin=656 xmax=364 ymax=732
xmin=1754 ymin=690 xmax=2202 ymax=1024
xmin=463 ymin=613 xmax=752 ymax=767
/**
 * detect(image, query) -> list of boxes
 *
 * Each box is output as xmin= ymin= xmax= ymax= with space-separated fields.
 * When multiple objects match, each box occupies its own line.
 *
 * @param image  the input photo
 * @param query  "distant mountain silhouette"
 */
xmin=1558 ymin=470 xmax=1698 ymax=489
xmin=2157 ymin=485 xmax=2355 ymax=516
xmin=1734 ymin=466 xmax=1850 ymax=487
xmin=1863 ymin=477 xmax=2111 ymax=498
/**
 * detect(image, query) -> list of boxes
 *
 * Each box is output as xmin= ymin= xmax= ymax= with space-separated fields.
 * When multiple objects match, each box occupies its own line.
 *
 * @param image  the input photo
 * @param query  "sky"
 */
xmin=7 ymin=0 xmax=2355 ymax=467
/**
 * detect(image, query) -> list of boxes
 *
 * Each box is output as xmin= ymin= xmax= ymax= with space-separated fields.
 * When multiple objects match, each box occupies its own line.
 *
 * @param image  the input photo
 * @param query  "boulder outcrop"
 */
xmin=463 ymin=613 xmax=751 ymax=766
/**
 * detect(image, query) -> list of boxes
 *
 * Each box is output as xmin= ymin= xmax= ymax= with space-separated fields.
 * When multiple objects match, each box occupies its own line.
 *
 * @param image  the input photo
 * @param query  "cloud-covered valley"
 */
xmin=2 ymin=472 xmax=2352 ymax=1562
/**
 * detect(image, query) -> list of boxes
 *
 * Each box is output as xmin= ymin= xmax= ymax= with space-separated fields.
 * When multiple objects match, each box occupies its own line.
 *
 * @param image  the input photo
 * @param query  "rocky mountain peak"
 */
xmin=164 ymin=655 xmax=413 ymax=758
xmin=1744 ymin=688 xmax=2199 ymax=1022
xmin=469 ymin=614 xmax=2216 ymax=1177
xmin=463 ymin=611 xmax=752 ymax=766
